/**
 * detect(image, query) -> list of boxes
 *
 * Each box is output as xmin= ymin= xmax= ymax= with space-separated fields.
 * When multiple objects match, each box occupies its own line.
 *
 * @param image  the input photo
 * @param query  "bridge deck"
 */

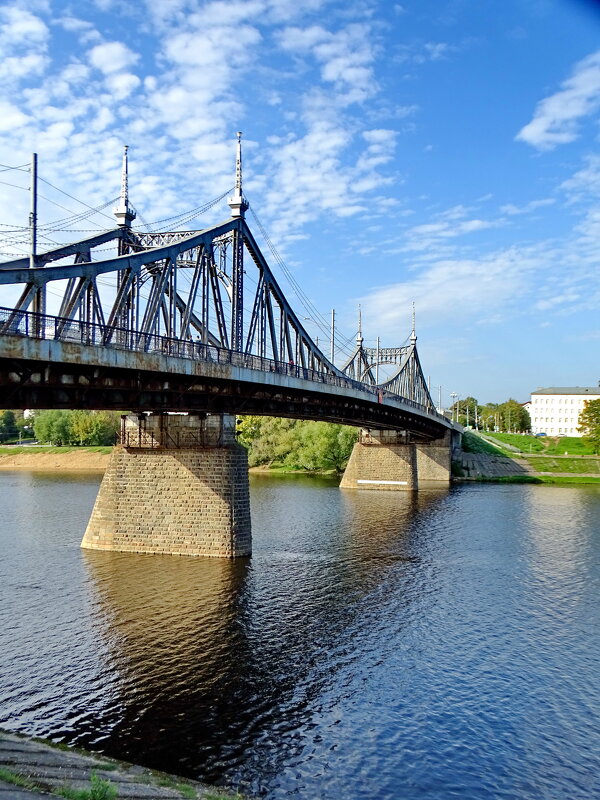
xmin=0 ymin=311 xmax=451 ymax=439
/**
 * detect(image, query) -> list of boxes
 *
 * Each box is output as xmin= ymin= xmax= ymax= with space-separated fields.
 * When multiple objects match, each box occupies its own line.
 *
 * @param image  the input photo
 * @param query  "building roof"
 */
xmin=531 ymin=387 xmax=600 ymax=395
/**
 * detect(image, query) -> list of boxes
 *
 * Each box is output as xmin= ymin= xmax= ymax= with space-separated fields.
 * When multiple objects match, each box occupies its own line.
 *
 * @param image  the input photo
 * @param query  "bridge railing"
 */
xmin=0 ymin=306 xmax=445 ymax=420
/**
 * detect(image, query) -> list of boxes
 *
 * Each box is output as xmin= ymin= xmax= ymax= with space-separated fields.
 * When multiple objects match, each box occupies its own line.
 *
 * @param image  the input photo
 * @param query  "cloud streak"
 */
xmin=516 ymin=49 xmax=600 ymax=150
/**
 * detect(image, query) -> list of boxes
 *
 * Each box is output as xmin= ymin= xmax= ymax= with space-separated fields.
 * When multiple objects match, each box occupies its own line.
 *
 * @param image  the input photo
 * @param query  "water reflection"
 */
xmin=80 ymin=479 xmax=449 ymax=786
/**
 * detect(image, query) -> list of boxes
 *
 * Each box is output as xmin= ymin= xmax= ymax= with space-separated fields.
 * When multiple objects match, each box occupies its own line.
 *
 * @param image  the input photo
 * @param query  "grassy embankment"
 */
xmin=483 ymin=431 xmax=597 ymax=455
xmin=461 ymin=431 xmax=600 ymax=485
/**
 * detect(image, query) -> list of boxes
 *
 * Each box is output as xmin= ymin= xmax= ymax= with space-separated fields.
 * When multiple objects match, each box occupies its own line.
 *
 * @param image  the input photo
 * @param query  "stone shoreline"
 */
xmin=0 ymin=728 xmax=243 ymax=799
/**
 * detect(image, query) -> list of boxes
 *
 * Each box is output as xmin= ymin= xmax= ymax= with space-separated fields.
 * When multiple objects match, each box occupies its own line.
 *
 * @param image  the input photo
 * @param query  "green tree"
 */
xmin=578 ymin=399 xmax=600 ymax=454
xmin=479 ymin=403 xmax=500 ymax=431
xmin=450 ymin=396 xmax=479 ymax=428
xmin=33 ymin=410 xmax=73 ymax=445
xmin=0 ymin=410 xmax=18 ymax=441
xmin=497 ymin=398 xmax=530 ymax=432
xmin=236 ymin=415 xmax=357 ymax=471
xmin=70 ymin=410 xmax=119 ymax=445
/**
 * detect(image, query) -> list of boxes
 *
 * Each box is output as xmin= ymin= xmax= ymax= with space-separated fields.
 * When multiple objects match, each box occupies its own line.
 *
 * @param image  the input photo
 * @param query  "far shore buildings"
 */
xmin=530 ymin=386 xmax=600 ymax=436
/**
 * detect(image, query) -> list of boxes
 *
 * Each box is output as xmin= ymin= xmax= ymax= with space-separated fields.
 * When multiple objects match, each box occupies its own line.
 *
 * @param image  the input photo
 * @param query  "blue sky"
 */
xmin=1 ymin=0 xmax=599 ymax=405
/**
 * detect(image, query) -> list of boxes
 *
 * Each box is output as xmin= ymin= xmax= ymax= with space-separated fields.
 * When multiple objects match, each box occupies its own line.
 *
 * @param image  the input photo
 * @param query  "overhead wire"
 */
xmin=247 ymin=204 xmax=356 ymax=358
xmin=0 ymin=176 xmax=358 ymax=364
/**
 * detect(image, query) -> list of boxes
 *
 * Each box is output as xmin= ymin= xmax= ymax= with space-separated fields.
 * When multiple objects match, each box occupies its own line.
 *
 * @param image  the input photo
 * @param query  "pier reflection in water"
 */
xmin=1 ymin=471 xmax=599 ymax=799
xmin=80 ymin=477 xmax=446 ymax=787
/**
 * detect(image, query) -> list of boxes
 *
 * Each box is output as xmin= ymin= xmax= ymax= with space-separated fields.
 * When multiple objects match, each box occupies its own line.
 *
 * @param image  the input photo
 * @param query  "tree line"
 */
xmin=237 ymin=416 xmax=358 ymax=472
xmin=28 ymin=410 xmax=120 ymax=446
xmin=451 ymin=397 xmax=531 ymax=432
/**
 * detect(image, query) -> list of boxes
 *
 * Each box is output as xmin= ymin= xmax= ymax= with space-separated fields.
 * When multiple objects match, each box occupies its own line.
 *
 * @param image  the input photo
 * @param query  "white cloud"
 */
xmin=0 ymin=5 xmax=48 ymax=44
xmin=560 ymin=154 xmax=600 ymax=201
xmin=105 ymin=72 xmax=141 ymax=99
xmin=500 ymin=198 xmax=555 ymax=215
xmin=361 ymin=246 xmax=538 ymax=336
xmin=394 ymin=204 xmax=502 ymax=255
xmin=516 ymin=49 xmax=600 ymax=150
xmin=0 ymin=100 xmax=31 ymax=131
xmin=278 ymin=23 xmax=377 ymax=104
xmin=55 ymin=16 xmax=101 ymax=45
xmin=395 ymin=40 xmax=454 ymax=65
xmin=0 ymin=53 xmax=47 ymax=81
xmin=89 ymin=41 xmax=139 ymax=75
xmin=0 ymin=6 xmax=49 ymax=84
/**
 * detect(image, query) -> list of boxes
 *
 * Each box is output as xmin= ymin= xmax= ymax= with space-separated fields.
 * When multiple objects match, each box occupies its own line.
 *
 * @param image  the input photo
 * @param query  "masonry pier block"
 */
xmin=415 ymin=430 xmax=452 ymax=487
xmin=340 ymin=430 xmax=418 ymax=490
xmin=340 ymin=429 xmax=451 ymax=491
xmin=81 ymin=413 xmax=251 ymax=557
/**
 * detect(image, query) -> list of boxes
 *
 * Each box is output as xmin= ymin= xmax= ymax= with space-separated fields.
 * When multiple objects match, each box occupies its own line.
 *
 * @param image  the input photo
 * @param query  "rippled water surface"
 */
xmin=1 ymin=470 xmax=599 ymax=799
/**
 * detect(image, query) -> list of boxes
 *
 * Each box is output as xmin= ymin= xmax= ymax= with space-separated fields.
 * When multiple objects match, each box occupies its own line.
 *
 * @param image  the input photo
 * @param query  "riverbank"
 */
xmin=0 ymin=450 xmax=337 ymax=475
xmin=454 ymin=451 xmax=600 ymax=484
xmin=1 ymin=446 xmax=599 ymax=485
xmin=0 ymin=728 xmax=242 ymax=799
xmin=0 ymin=447 xmax=110 ymax=471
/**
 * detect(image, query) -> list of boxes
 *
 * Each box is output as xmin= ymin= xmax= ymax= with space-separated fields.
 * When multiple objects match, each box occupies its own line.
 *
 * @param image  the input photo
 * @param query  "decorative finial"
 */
xmin=114 ymin=145 xmax=136 ymax=227
xmin=228 ymin=131 xmax=249 ymax=218
xmin=357 ymin=304 xmax=363 ymax=346
xmin=410 ymin=301 xmax=417 ymax=344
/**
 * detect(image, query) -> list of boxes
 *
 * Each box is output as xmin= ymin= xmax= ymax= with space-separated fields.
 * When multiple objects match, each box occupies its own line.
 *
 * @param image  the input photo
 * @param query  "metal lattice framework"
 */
xmin=341 ymin=330 xmax=435 ymax=413
xmin=0 ymin=217 xmax=344 ymax=378
xmin=0 ymin=137 xmax=445 ymax=432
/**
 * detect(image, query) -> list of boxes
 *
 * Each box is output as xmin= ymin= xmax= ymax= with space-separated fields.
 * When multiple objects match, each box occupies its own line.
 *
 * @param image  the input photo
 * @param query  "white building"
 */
xmin=530 ymin=386 xmax=600 ymax=436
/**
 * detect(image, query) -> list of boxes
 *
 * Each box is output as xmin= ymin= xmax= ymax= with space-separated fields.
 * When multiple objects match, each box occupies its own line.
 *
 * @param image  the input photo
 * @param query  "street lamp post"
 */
xmin=450 ymin=392 xmax=458 ymax=423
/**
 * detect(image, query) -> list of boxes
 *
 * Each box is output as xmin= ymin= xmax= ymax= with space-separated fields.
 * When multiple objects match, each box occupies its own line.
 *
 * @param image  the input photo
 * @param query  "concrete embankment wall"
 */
xmin=457 ymin=452 xmax=532 ymax=479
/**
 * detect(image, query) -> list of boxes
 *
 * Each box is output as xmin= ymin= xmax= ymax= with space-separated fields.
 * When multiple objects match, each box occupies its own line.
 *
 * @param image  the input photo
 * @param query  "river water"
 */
xmin=0 ymin=470 xmax=599 ymax=799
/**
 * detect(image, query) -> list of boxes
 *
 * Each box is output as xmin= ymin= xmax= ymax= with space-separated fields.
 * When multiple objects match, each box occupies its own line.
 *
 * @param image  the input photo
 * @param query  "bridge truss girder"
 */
xmin=0 ymin=215 xmax=447 ymax=434
xmin=341 ymin=341 xmax=435 ymax=414
xmin=0 ymin=217 xmax=341 ymax=380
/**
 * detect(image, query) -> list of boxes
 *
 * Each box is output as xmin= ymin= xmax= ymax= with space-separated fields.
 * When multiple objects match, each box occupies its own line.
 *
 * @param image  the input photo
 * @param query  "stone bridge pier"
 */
xmin=340 ymin=429 xmax=452 ymax=491
xmin=81 ymin=413 xmax=251 ymax=557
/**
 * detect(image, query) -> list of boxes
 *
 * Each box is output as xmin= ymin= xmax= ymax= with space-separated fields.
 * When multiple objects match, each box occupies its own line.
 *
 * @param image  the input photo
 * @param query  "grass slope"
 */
xmin=482 ymin=432 xmax=544 ymax=452
xmin=524 ymin=456 xmax=600 ymax=474
xmin=461 ymin=431 xmax=505 ymax=455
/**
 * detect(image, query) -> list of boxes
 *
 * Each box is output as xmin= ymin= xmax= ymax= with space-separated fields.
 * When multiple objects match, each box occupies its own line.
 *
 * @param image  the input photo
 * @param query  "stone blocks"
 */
xmin=340 ymin=429 xmax=450 ymax=491
xmin=81 ymin=414 xmax=251 ymax=557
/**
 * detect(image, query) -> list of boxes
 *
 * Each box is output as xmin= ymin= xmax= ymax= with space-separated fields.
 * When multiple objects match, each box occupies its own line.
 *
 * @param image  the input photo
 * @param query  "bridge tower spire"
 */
xmin=357 ymin=304 xmax=363 ymax=347
xmin=410 ymin=302 xmax=417 ymax=345
xmin=228 ymin=132 xmax=249 ymax=218
xmin=114 ymin=145 xmax=136 ymax=228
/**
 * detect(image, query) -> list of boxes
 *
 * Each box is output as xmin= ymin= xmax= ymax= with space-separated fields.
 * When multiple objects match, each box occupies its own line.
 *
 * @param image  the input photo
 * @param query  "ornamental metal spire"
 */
xmin=357 ymin=304 xmax=363 ymax=346
xmin=228 ymin=131 xmax=249 ymax=218
xmin=410 ymin=301 xmax=417 ymax=345
xmin=114 ymin=145 xmax=136 ymax=227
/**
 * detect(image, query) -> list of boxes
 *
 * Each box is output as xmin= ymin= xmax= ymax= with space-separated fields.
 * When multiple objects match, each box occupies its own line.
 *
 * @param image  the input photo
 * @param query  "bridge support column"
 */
xmin=81 ymin=413 xmax=251 ymax=557
xmin=340 ymin=430 xmax=418 ymax=491
xmin=415 ymin=430 xmax=452 ymax=487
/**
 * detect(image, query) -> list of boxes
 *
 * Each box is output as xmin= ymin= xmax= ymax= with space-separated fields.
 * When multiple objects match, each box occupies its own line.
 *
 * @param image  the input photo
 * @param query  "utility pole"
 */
xmin=438 ymin=385 xmax=442 ymax=413
xmin=450 ymin=392 xmax=458 ymax=422
xmin=29 ymin=153 xmax=37 ymax=272
xmin=330 ymin=308 xmax=335 ymax=364
xmin=29 ymin=152 xmax=45 ymax=322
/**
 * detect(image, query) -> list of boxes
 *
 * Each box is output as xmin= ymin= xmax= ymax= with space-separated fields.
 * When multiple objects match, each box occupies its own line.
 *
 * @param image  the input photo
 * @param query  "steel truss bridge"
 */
xmin=0 ymin=149 xmax=451 ymax=441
